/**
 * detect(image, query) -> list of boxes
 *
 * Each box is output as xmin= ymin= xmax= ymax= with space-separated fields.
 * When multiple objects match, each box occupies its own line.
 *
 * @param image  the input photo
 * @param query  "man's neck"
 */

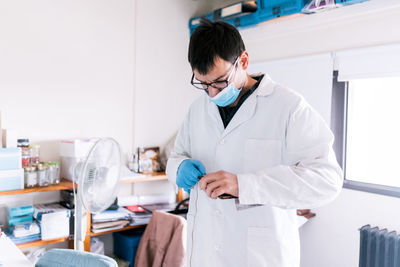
xmin=228 ymin=74 xmax=258 ymax=107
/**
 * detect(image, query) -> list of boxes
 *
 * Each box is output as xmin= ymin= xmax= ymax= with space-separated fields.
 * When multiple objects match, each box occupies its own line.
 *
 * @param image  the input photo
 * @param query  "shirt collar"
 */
xmin=252 ymin=73 xmax=275 ymax=96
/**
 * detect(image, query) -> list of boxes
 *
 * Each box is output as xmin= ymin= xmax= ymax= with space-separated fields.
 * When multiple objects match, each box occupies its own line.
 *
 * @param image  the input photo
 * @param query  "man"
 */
xmin=166 ymin=18 xmax=343 ymax=267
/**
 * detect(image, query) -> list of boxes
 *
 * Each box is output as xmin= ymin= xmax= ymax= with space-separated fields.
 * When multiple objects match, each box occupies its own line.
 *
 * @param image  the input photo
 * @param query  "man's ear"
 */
xmin=239 ymin=51 xmax=250 ymax=71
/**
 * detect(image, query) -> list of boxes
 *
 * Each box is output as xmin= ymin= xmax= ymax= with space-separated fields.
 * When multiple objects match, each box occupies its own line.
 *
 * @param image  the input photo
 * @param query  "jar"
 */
xmin=17 ymin=139 xmax=29 ymax=147
xmin=47 ymin=161 xmax=60 ymax=184
xmin=18 ymin=139 xmax=30 ymax=167
xmin=24 ymin=166 xmax=37 ymax=188
xmin=29 ymin=145 xmax=40 ymax=164
xmin=36 ymin=163 xmax=49 ymax=187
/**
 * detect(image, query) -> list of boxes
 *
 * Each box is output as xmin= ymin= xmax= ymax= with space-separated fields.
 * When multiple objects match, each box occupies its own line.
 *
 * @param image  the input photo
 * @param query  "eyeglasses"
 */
xmin=191 ymin=57 xmax=239 ymax=91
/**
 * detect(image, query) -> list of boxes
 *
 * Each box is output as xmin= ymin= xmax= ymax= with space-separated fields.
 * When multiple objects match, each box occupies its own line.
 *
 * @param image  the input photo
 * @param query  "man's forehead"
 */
xmin=193 ymin=57 xmax=232 ymax=81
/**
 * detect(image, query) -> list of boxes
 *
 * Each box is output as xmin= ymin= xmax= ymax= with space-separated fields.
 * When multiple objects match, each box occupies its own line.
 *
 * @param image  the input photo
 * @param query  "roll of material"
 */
xmin=117 ymin=194 xmax=171 ymax=206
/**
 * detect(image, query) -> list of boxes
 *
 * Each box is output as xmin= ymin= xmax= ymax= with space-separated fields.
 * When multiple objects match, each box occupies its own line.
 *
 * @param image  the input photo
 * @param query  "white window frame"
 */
xmin=331 ymin=70 xmax=400 ymax=198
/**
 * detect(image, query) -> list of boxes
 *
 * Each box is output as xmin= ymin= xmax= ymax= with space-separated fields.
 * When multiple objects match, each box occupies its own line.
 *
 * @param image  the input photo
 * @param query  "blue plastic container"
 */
xmin=113 ymin=229 xmax=144 ymax=267
xmin=0 ymin=148 xmax=21 ymax=170
xmin=257 ymin=0 xmax=307 ymax=21
xmin=335 ymin=0 xmax=369 ymax=5
xmin=189 ymin=12 xmax=213 ymax=34
xmin=189 ymin=0 xmax=308 ymax=34
xmin=9 ymin=205 xmax=34 ymax=218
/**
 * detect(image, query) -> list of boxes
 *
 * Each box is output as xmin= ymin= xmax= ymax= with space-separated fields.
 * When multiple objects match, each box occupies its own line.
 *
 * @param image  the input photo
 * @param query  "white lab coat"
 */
xmin=166 ymin=74 xmax=343 ymax=267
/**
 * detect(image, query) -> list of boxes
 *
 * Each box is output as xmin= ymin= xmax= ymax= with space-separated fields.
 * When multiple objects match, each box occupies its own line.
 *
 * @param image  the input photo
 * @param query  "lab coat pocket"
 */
xmin=244 ymin=139 xmax=281 ymax=172
xmin=247 ymin=227 xmax=279 ymax=267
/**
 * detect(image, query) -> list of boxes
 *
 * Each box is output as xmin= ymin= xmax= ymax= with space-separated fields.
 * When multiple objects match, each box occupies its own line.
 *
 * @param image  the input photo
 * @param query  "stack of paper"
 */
xmin=141 ymin=202 xmax=177 ymax=213
xmin=117 ymin=194 xmax=171 ymax=206
xmin=124 ymin=203 xmax=179 ymax=225
xmin=91 ymin=220 xmax=130 ymax=233
xmin=91 ymin=207 xmax=132 ymax=233
xmin=123 ymin=206 xmax=151 ymax=226
xmin=129 ymin=211 xmax=152 ymax=226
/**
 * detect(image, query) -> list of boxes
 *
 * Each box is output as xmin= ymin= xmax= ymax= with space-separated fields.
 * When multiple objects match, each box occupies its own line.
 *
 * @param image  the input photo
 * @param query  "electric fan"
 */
xmin=72 ymin=137 xmax=122 ymax=250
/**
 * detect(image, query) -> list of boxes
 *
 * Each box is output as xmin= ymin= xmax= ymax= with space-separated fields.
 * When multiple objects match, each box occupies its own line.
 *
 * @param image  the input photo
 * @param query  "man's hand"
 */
xmin=176 ymin=159 xmax=206 ymax=193
xmin=198 ymin=170 xmax=238 ymax=199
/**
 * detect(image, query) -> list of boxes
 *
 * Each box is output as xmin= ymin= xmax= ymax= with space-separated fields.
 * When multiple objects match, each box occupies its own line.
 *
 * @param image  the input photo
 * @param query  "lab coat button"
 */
xmin=219 ymin=139 xmax=225 ymax=145
xmin=215 ymin=209 xmax=222 ymax=216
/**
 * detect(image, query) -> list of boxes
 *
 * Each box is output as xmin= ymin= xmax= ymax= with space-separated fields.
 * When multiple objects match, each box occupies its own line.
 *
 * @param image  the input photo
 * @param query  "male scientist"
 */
xmin=166 ymin=18 xmax=343 ymax=267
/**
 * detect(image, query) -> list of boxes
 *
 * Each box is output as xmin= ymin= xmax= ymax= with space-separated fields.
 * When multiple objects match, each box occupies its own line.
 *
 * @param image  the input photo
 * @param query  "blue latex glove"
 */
xmin=176 ymin=159 xmax=206 ymax=194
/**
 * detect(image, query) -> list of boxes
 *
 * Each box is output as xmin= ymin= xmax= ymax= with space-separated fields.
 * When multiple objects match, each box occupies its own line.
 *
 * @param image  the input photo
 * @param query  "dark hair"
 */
xmin=188 ymin=18 xmax=245 ymax=75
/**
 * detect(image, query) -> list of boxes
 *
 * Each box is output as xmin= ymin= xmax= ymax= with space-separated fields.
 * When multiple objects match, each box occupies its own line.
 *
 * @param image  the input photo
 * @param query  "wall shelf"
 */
xmin=15 ymin=225 xmax=148 ymax=250
xmin=0 ymin=172 xmax=167 ymax=197
xmin=120 ymin=172 xmax=167 ymax=184
xmin=0 ymin=179 xmax=74 ymax=196
xmin=6 ymin=172 xmax=167 ymax=251
xmin=16 ymin=237 xmax=69 ymax=250
xmin=89 ymin=224 xmax=146 ymax=237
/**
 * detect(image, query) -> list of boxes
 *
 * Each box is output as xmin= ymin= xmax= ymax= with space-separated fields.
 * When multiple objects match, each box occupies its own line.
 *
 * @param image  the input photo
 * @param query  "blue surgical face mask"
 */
xmin=210 ymin=82 xmax=242 ymax=107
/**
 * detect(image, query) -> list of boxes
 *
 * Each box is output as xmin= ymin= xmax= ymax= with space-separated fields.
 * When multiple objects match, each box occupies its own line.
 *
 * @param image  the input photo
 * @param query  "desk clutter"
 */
xmin=18 ymin=139 xmax=60 ymax=187
xmin=7 ymin=205 xmax=39 ymax=244
xmin=5 ymin=195 xmax=178 ymax=246
xmin=91 ymin=207 xmax=134 ymax=233
xmin=59 ymin=189 xmax=179 ymax=234
xmin=0 ymin=138 xmax=61 ymax=192
xmin=91 ymin=199 xmax=177 ymax=233
xmin=6 ymin=204 xmax=70 ymax=244
xmin=0 ymin=112 xmax=62 ymax=191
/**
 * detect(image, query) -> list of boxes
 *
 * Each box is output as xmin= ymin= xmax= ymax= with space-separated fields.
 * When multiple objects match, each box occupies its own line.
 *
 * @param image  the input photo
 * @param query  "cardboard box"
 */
xmin=34 ymin=203 xmax=71 ymax=241
xmin=60 ymin=138 xmax=98 ymax=181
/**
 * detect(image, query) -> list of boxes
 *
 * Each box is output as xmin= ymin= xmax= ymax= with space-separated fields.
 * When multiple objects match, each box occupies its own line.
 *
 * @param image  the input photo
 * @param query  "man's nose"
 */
xmin=208 ymin=86 xmax=220 ymax=98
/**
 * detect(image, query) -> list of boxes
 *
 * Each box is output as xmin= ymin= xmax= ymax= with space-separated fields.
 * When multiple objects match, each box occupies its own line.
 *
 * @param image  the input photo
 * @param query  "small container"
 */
xmin=47 ymin=161 xmax=60 ymax=184
xmin=17 ymin=139 xmax=29 ymax=147
xmin=18 ymin=139 xmax=30 ymax=167
xmin=132 ymin=153 xmax=139 ymax=173
xmin=24 ymin=166 xmax=38 ymax=188
xmin=21 ymin=155 xmax=30 ymax=167
xmin=29 ymin=145 xmax=40 ymax=165
xmin=36 ymin=163 xmax=49 ymax=187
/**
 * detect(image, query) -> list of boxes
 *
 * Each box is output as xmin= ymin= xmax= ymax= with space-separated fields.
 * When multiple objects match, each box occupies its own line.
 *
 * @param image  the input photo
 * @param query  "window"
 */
xmin=332 ymin=71 xmax=400 ymax=197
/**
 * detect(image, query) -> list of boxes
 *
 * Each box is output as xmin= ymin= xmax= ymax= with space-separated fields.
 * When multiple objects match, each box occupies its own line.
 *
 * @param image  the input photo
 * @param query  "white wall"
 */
xmin=0 ymin=0 xmax=135 ymax=159
xmin=240 ymin=0 xmax=400 ymax=62
xmin=0 ymin=0 xmax=135 ymax=251
xmin=131 ymin=0 xmax=210 ymax=200
xmin=247 ymin=53 xmax=334 ymax=125
xmin=133 ymin=0 xmax=204 ymax=148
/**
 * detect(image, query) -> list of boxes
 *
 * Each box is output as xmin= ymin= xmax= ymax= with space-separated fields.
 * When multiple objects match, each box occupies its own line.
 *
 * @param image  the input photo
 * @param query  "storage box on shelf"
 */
xmin=7 ymin=205 xmax=40 ymax=246
xmin=0 ymin=148 xmax=24 ymax=192
xmin=60 ymin=138 xmax=98 ymax=181
xmin=34 ymin=204 xmax=70 ymax=241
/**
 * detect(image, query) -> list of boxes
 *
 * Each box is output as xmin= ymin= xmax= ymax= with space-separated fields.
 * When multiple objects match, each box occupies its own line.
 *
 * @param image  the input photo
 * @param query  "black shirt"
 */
xmin=218 ymin=75 xmax=264 ymax=128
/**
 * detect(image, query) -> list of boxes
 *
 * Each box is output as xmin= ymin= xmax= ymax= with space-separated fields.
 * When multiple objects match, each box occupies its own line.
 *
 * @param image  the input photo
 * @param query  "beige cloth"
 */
xmin=134 ymin=210 xmax=186 ymax=267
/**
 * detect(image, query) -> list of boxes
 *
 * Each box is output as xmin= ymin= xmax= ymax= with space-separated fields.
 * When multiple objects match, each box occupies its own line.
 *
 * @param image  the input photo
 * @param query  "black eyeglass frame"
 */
xmin=190 ymin=57 xmax=239 ymax=92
